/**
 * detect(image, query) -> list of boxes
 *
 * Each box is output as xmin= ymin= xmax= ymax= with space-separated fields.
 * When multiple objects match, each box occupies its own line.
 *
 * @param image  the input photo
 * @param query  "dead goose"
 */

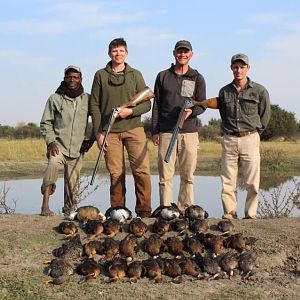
xmin=68 ymin=206 xmax=106 ymax=222
xmin=185 ymin=205 xmax=209 ymax=220
xmin=151 ymin=203 xmax=181 ymax=220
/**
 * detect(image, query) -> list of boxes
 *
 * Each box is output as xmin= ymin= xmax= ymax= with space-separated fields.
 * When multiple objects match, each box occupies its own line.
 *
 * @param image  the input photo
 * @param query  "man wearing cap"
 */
xmin=40 ymin=65 xmax=93 ymax=216
xmin=151 ymin=40 xmax=206 ymax=212
xmin=218 ymin=53 xmax=271 ymax=220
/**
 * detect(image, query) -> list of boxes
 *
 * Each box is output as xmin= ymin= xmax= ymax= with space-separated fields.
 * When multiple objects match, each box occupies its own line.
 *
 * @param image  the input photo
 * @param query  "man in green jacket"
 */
xmin=218 ymin=54 xmax=271 ymax=220
xmin=90 ymin=38 xmax=152 ymax=217
xmin=40 ymin=65 xmax=93 ymax=216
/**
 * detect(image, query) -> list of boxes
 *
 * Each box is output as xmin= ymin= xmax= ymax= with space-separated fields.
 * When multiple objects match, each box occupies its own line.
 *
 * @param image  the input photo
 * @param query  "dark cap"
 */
xmin=174 ymin=40 xmax=192 ymax=51
xmin=64 ymin=65 xmax=81 ymax=75
xmin=231 ymin=53 xmax=249 ymax=65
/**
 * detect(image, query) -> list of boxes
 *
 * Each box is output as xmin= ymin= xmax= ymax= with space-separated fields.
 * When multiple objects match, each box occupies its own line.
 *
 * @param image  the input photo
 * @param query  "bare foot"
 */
xmin=41 ymin=208 xmax=55 ymax=216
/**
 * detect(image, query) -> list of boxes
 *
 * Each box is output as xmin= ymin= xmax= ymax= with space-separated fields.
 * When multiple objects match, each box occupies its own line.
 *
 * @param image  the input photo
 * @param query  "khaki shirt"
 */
xmin=218 ymin=78 xmax=271 ymax=134
xmin=40 ymin=92 xmax=90 ymax=158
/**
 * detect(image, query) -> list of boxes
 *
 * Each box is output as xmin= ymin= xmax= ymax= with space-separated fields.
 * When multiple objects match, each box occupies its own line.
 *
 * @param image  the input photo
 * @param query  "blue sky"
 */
xmin=1 ymin=0 xmax=300 ymax=126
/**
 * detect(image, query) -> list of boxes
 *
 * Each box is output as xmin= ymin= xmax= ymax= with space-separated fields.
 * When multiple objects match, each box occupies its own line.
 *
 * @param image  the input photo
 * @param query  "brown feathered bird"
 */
xmin=128 ymin=218 xmax=148 ymax=237
xmin=103 ymin=218 xmax=122 ymax=237
xmin=178 ymin=256 xmax=202 ymax=278
xmin=119 ymin=234 xmax=139 ymax=261
xmin=163 ymin=258 xmax=183 ymax=283
xmin=143 ymin=234 xmax=166 ymax=258
xmin=43 ymin=258 xmax=74 ymax=285
xmin=107 ymin=258 xmax=128 ymax=282
xmin=151 ymin=218 xmax=170 ymax=236
xmin=76 ymin=258 xmax=101 ymax=282
xmin=57 ymin=221 xmax=78 ymax=238
xmin=83 ymin=240 xmax=103 ymax=258
xmin=126 ymin=260 xmax=143 ymax=283
xmin=185 ymin=205 xmax=209 ymax=220
xmin=218 ymin=251 xmax=239 ymax=280
xmin=170 ymin=218 xmax=189 ymax=234
xmin=224 ymin=233 xmax=247 ymax=252
xmin=217 ymin=219 xmax=235 ymax=234
xmin=183 ymin=235 xmax=205 ymax=256
xmin=102 ymin=237 xmax=119 ymax=261
xmin=165 ymin=236 xmax=184 ymax=258
xmin=68 ymin=205 xmax=105 ymax=222
xmin=189 ymin=219 xmax=209 ymax=233
xmin=238 ymin=251 xmax=257 ymax=280
xmin=197 ymin=232 xmax=225 ymax=257
xmin=83 ymin=219 xmax=104 ymax=240
xmin=196 ymin=254 xmax=221 ymax=280
xmin=142 ymin=258 xmax=164 ymax=283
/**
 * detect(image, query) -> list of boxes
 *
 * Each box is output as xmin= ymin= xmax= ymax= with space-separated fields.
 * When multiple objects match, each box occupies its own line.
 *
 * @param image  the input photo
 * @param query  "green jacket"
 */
xmin=90 ymin=62 xmax=151 ymax=135
xmin=218 ymin=78 xmax=271 ymax=134
xmin=40 ymin=92 xmax=90 ymax=158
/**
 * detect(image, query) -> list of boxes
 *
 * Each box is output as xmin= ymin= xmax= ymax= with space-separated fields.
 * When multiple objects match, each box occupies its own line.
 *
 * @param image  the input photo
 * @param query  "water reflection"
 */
xmin=1 ymin=175 xmax=299 ymax=218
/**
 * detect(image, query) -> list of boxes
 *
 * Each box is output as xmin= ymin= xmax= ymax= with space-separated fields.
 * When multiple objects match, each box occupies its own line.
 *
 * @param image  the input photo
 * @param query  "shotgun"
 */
xmin=90 ymin=86 xmax=155 ymax=185
xmin=164 ymin=98 xmax=194 ymax=163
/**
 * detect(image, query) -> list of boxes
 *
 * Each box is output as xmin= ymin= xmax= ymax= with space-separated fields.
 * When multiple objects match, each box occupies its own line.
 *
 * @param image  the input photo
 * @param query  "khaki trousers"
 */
xmin=104 ymin=127 xmax=152 ymax=215
xmin=158 ymin=132 xmax=199 ymax=212
xmin=41 ymin=151 xmax=82 ymax=213
xmin=220 ymin=132 xmax=260 ymax=218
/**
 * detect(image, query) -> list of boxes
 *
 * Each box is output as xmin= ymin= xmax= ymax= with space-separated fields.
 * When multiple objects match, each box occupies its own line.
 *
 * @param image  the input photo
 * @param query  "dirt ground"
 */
xmin=0 ymin=214 xmax=299 ymax=300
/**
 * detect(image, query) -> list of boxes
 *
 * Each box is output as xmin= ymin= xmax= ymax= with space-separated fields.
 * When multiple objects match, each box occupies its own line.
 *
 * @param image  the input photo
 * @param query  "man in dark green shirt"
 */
xmin=218 ymin=53 xmax=271 ymax=219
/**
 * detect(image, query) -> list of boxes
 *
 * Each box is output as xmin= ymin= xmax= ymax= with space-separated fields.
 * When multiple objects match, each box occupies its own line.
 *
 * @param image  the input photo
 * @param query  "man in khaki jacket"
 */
xmin=40 ymin=65 xmax=93 ymax=216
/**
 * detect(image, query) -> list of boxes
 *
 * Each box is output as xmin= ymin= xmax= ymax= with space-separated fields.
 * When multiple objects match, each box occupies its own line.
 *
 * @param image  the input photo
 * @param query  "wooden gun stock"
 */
xmin=90 ymin=87 xmax=155 ymax=185
xmin=193 ymin=97 xmax=219 ymax=109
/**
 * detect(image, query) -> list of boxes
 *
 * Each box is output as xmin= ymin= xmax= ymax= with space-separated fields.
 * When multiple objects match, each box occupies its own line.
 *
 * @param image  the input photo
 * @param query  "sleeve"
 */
xmin=40 ymin=96 xmax=56 ymax=146
xmin=89 ymin=72 xmax=102 ymax=136
xmin=151 ymin=74 xmax=160 ymax=135
xmin=258 ymin=87 xmax=271 ymax=132
xmin=131 ymin=70 xmax=151 ymax=117
xmin=191 ymin=74 xmax=207 ymax=117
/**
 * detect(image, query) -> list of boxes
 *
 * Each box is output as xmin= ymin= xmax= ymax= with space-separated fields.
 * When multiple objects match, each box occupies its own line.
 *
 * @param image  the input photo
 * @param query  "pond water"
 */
xmin=1 ymin=175 xmax=299 ymax=218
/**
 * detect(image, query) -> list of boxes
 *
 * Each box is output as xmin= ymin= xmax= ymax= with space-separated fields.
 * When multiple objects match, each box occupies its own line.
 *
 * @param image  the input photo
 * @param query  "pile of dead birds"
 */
xmin=43 ymin=204 xmax=258 ymax=285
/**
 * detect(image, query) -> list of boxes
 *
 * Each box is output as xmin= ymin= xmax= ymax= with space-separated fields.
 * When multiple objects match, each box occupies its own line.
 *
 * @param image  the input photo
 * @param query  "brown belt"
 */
xmin=227 ymin=130 xmax=257 ymax=137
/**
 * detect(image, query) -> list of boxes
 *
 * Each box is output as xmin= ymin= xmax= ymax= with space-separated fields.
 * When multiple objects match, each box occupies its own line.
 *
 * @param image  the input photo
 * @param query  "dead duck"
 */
xmin=43 ymin=258 xmax=74 ymax=285
xmin=83 ymin=240 xmax=103 ymax=258
xmin=103 ymin=218 xmax=123 ymax=237
xmin=183 ymin=235 xmax=205 ymax=256
xmin=189 ymin=219 xmax=209 ymax=233
xmin=185 ymin=205 xmax=209 ymax=220
xmin=170 ymin=218 xmax=189 ymax=234
xmin=102 ymin=237 xmax=120 ymax=261
xmin=178 ymin=256 xmax=202 ymax=278
xmin=52 ymin=233 xmax=83 ymax=261
xmin=151 ymin=203 xmax=181 ymax=220
xmin=196 ymin=254 xmax=221 ymax=280
xmin=217 ymin=219 xmax=235 ymax=234
xmin=163 ymin=258 xmax=183 ymax=283
xmin=128 ymin=217 xmax=148 ymax=237
xmin=217 ymin=251 xmax=239 ymax=280
xmin=151 ymin=218 xmax=170 ymax=236
xmin=68 ymin=205 xmax=106 ymax=222
xmin=126 ymin=260 xmax=143 ymax=283
xmin=224 ymin=233 xmax=247 ymax=252
xmin=57 ymin=221 xmax=78 ymax=238
xmin=119 ymin=234 xmax=139 ymax=261
xmin=238 ymin=251 xmax=258 ymax=280
xmin=142 ymin=258 xmax=164 ymax=283
xmin=196 ymin=232 xmax=225 ymax=257
xmin=165 ymin=236 xmax=184 ymax=258
xmin=105 ymin=206 xmax=132 ymax=224
xmin=143 ymin=234 xmax=167 ymax=258
xmin=76 ymin=258 xmax=101 ymax=282
xmin=83 ymin=219 xmax=104 ymax=240
xmin=107 ymin=257 xmax=128 ymax=283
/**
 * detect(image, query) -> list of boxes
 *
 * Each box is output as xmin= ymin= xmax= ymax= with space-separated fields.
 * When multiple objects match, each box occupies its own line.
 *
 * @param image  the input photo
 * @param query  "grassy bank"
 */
xmin=0 ymin=138 xmax=300 ymax=179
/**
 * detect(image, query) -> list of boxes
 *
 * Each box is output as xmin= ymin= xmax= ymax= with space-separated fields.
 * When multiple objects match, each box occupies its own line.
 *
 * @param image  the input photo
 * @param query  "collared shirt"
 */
xmin=218 ymin=78 xmax=271 ymax=134
xmin=40 ymin=92 xmax=90 ymax=158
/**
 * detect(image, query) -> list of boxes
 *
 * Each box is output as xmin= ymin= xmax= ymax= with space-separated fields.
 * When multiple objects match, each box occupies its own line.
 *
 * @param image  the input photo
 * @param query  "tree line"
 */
xmin=1 ymin=105 xmax=299 ymax=140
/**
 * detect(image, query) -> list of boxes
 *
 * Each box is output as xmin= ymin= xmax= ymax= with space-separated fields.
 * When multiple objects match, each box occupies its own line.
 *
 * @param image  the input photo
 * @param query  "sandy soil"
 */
xmin=0 ymin=214 xmax=299 ymax=300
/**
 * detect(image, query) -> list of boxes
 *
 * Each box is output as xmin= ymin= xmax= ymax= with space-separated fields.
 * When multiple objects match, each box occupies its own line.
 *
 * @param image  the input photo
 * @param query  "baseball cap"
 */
xmin=64 ymin=65 xmax=81 ymax=75
xmin=231 ymin=53 xmax=249 ymax=65
xmin=174 ymin=40 xmax=192 ymax=51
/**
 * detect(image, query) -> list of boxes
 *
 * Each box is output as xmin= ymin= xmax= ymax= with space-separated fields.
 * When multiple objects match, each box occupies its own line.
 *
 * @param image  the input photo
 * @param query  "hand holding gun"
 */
xmin=164 ymin=98 xmax=194 ymax=163
xmin=90 ymin=87 xmax=155 ymax=185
